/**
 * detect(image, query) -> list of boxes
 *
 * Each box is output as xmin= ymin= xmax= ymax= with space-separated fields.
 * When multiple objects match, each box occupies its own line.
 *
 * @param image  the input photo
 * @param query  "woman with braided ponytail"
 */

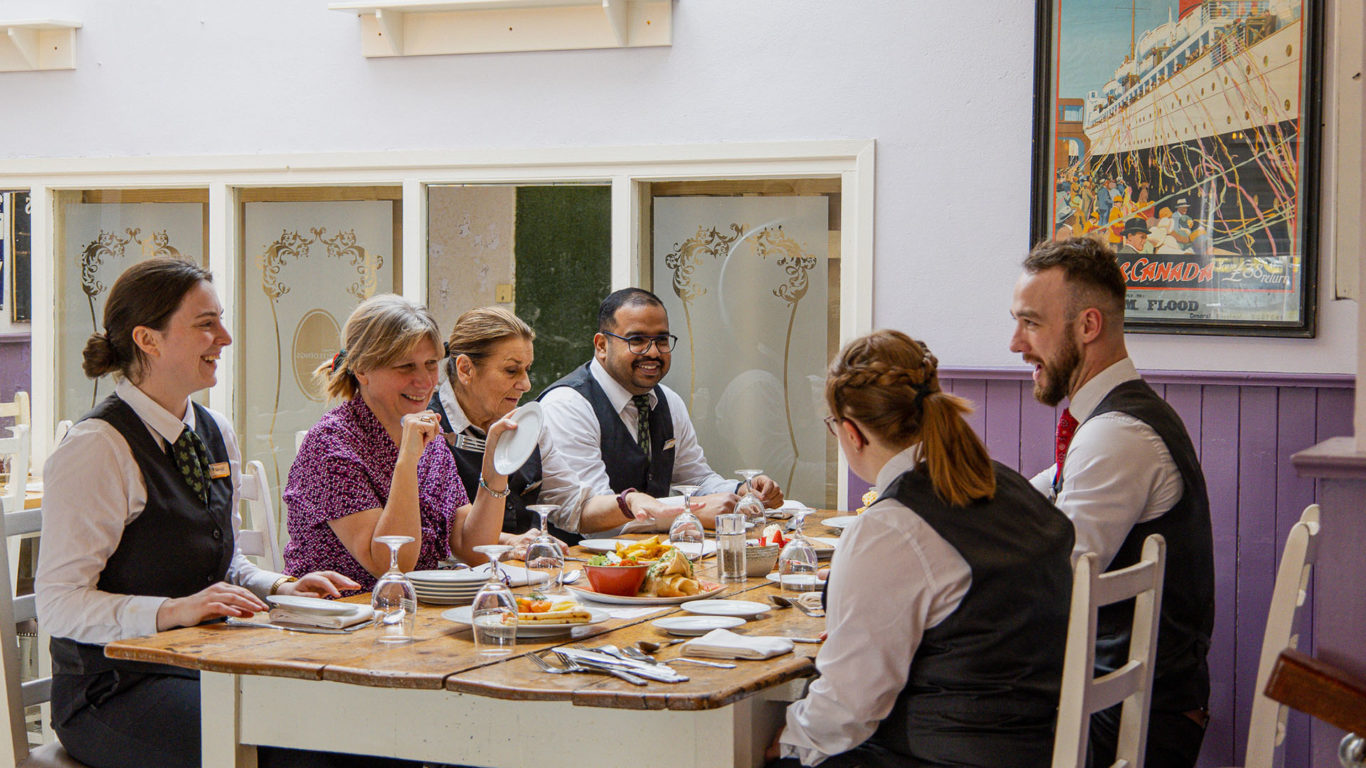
xmin=769 ymin=329 xmax=1075 ymax=768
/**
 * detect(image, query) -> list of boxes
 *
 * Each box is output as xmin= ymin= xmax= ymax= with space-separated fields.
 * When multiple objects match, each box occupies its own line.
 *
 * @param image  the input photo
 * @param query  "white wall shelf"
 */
xmin=329 ymin=0 xmax=670 ymax=57
xmin=0 ymin=20 xmax=80 ymax=73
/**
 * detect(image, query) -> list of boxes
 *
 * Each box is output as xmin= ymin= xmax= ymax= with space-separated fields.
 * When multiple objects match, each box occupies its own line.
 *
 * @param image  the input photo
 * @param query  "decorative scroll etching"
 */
xmin=653 ymin=197 xmax=829 ymax=506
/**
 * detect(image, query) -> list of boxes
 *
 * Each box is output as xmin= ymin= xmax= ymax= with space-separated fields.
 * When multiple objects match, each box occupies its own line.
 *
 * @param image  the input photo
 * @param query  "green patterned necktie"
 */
xmin=172 ymin=427 xmax=211 ymax=506
xmin=632 ymin=394 xmax=651 ymax=456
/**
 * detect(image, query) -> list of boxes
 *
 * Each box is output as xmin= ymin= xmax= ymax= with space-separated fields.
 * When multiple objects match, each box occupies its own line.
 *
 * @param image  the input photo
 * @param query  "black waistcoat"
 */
xmin=537 ymin=362 xmax=674 ymax=499
xmin=50 ymin=394 xmax=235 ymax=678
xmin=1088 ymin=379 xmax=1214 ymax=714
xmin=427 ymin=392 xmax=580 ymax=546
xmin=865 ymin=463 xmax=1074 ymax=767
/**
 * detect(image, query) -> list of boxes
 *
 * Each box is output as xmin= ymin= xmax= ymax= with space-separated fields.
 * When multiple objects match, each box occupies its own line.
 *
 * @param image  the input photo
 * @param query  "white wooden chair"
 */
xmin=1052 ymin=534 xmax=1166 ymax=768
xmin=51 ymin=422 xmax=72 ymax=448
xmin=1223 ymin=504 xmax=1321 ymax=768
xmin=0 ymin=502 xmax=88 ymax=766
xmin=0 ymin=392 xmax=31 ymax=430
xmin=2 ymin=425 xmax=33 ymax=602
xmin=236 ymin=460 xmax=283 ymax=572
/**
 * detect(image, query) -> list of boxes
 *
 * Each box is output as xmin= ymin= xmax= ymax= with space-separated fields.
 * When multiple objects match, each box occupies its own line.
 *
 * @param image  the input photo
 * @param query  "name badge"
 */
xmin=209 ymin=462 xmax=231 ymax=479
xmin=663 ymin=438 xmax=676 ymax=451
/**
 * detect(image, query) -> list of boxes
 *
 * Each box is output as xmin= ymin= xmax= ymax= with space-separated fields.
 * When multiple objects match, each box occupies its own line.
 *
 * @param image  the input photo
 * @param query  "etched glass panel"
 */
xmin=238 ymin=192 xmax=400 ymax=531
xmin=651 ymin=188 xmax=839 ymax=508
xmin=52 ymin=190 xmax=208 ymax=422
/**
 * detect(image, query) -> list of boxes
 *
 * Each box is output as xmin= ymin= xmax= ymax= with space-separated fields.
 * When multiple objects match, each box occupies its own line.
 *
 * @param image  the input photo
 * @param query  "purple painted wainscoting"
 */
xmin=846 ymin=368 xmax=1354 ymax=768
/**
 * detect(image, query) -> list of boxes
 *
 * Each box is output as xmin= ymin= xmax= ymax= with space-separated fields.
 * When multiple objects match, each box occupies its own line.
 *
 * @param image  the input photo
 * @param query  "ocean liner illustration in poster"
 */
xmin=1042 ymin=0 xmax=1317 ymax=333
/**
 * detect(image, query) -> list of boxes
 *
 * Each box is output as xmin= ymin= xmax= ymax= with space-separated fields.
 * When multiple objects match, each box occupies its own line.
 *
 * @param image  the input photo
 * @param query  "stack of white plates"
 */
xmin=407 ymin=569 xmax=490 ymax=605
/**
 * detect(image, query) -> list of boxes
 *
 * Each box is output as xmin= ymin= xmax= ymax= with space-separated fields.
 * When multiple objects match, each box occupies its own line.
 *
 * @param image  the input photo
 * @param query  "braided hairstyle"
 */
xmin=826 ymin=329 xmax=995 ymax=507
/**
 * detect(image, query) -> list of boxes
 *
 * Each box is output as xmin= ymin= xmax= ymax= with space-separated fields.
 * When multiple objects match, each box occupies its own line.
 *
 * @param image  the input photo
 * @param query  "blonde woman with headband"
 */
xmin=768 ymin=330 xmax=1074 ymax=768
xmin=283 ymin=295 xmax=514 ymax=594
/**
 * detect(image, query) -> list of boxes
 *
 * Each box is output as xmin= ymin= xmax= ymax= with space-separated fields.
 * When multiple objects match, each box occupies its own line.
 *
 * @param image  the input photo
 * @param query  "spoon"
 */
xmin=768 ymin=594 xmax=825 ymax=618
xmin=560 ymin=570 xmax=582 ymax=584
xmin=619 ymin=644 xmax=736 ymax=669
xmin=634 ymin=639 xmax=687 ymax=654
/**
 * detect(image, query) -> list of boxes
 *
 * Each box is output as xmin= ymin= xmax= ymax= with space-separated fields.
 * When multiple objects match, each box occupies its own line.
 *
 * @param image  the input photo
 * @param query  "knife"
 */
xmin=225 ymin=617 xmax=374 ymax=635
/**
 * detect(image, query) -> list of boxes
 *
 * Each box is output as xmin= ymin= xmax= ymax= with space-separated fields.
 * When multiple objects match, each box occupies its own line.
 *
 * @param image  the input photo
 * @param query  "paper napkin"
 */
xmin=681 ymin=629 xmax=794 ymax=660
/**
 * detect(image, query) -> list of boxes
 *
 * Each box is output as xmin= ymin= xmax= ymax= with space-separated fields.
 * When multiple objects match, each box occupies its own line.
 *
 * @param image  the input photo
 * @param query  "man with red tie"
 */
xmin=1009 ymin=237 xmax=1214 ymax=768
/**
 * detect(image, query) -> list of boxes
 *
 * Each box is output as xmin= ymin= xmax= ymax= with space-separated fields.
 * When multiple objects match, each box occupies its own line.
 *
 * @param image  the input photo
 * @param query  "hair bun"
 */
xmin=80 ymin=330 xmax=121 ymax=378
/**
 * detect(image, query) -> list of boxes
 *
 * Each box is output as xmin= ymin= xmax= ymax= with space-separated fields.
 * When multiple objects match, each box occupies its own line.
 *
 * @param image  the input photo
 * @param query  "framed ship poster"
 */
xmin=1030 ymin=0 xmax=1322 ymax=336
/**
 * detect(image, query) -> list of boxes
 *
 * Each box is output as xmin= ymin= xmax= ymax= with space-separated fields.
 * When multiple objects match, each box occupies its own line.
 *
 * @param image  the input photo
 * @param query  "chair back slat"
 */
xmin=12 ymin=594 xmax=35 ymax=625
xmin=0 ymin=393 xmax=30 ymax=427
xmin=4 ymin=509 xmax=42 ymax=537
xmin=0 ymin=481 xmax=32 ymax=763
xmin=1242 ymin=505 xmax=1322 ymax=768
xmin=239 ymin=460 xmax=283 ymax=572
xmin=1052 ymin=534 xmax=1166 ymax=768
xmin=21 ymin=678 xmax=51 ymax=709
xmin=1 ymin=425 xmax=32 ymax=515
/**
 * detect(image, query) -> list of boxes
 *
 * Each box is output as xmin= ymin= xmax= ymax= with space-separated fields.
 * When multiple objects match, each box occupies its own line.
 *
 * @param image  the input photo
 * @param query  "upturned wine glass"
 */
xmin=524 ymin=503 xmax=564 ymax=595
xmin=777 ymin=507 xmax=819 ymax=593
xmin=372 ymin=535 xmax=417 ymax=643
xmin=470 ymin=544 xmax=518 ymax=655
xmin=668 ymin=484 xmax=704 ymax=561
xmin=735 ymin=469 xmax=766 ymax=523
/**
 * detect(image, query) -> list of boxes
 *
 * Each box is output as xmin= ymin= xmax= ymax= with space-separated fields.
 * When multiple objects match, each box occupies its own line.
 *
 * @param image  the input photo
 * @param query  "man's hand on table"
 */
xmin=750 ymin=474 xmax=785 ymax=508
xmin=627 ymin=492 xmax=736 ymax=530
xmin=279 ymin=571 xmax=361 ymax=599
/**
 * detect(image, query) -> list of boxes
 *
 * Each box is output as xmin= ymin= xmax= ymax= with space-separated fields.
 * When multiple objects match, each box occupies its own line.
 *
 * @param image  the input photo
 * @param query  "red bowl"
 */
xmin=583 ymin=563 xmax=649 ymax=596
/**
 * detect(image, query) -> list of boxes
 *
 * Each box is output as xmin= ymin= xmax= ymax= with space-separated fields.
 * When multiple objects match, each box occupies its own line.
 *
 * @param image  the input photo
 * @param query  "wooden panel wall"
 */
xmin=848 ymin=369 xmax=1354 ymax=768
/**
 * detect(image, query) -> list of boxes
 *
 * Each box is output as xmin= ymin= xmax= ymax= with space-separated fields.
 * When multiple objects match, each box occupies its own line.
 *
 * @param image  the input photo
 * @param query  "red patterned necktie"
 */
xmin=1055 ymin=408 xmax=1079 ymax=478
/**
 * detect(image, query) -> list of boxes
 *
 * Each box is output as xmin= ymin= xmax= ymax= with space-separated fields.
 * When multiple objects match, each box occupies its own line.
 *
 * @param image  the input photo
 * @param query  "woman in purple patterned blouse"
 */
xmin=283 ymin=295 xmax=516 ymax=594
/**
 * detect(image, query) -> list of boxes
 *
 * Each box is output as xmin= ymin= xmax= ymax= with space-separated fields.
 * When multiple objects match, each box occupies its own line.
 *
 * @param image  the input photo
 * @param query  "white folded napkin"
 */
xmin=796 ymin=592 xmax=824 ymax=612
xmin=269 ymin=605 xmax=373 ymax=629
xmin=681 ymin=629 xmax=794 ymax=660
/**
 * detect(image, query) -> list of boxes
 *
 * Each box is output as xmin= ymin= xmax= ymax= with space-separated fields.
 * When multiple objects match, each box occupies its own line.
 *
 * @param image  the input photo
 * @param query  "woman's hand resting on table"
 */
xmin=502 ymin=529 xmax=568 ymax=561
xmin=277 ymin=571 xmax=361 ymax=599
xmin=156 ymin=582 xmax=268 ymax=631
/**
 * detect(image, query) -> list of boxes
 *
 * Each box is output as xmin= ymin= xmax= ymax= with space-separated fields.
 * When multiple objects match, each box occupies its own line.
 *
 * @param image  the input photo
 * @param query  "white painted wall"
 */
xmin=0 ymin=0 xmax=1355 ymax=373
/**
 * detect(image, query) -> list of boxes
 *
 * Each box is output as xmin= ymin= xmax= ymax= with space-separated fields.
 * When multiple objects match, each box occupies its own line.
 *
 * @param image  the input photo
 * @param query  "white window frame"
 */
xmin=3 ymin=139 xmax=874 ymax=505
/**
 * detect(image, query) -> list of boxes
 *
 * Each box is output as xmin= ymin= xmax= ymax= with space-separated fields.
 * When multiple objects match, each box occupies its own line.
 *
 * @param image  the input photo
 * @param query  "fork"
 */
xmin=551 ymin=651 xmax=649 ymax=686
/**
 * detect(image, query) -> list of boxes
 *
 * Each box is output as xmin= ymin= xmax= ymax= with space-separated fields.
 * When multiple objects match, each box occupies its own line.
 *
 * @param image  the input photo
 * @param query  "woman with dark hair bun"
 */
xmin=767 ymin=330 xmax=1075 ymax=768
xmin=36 ymin=258 xmax=408 ymax=768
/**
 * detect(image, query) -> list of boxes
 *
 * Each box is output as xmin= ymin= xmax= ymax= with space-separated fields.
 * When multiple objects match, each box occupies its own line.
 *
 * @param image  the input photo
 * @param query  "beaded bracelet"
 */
xmin=479 ymin=475 xmax=511 ymax=498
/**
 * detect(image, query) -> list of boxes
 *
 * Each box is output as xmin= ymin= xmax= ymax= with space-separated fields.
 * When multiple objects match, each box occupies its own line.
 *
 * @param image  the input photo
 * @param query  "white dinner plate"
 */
xmin=808 ymin=536 xmax=840 ymax=557
xmin=441 ymin=605 xmax=610 ymax=637
xmin=651 ymin=615 xmax=747 ymax=636
xmin=492 ymin=401 xmax=542 ymax=474
xmin=407 ymin=569 xmax=489 ymax=584
xmin=566 ymin=582 xmax=726 ymax=606
xmin=266 ymin=595 xmax=359 ymax=616
xmin=679 ymin=599 xmax=772 ymax=618
xmin=822 ymin=515 xmax=859 ymax=531
xmin=765 ymin=573 xmax=824 ymax=589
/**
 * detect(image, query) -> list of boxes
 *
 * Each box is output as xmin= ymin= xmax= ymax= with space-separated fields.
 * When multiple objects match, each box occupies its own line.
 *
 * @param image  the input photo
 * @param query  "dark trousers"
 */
xmin=767 ymin=741 xmax=917 ymax=768
xmin=52 ymin=671 xmax=420 ymax=768
xmin=1089 ymin=704 xmax=1206 ymax=768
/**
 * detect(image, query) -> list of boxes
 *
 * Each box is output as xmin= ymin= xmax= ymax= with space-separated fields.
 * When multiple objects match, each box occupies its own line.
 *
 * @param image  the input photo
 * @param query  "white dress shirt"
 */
xmin=435 ymin=378 xmax=590 ymax=527
xmin=538 ymin=360 xmax=734 ymax=537
xmin=781 ymin=446 xmax=972 ymax=766
xmin=36 ymin=379 xmax=280 ymax=644
xmin=1029 ymin=358 xmax=1183 ymax=569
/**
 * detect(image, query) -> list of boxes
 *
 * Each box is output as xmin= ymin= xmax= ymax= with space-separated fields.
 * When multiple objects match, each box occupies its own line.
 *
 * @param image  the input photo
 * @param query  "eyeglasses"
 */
xmin=602 ymin=331 xmax=678 ymax=356
xmin=823 ymin=416 xmax=844 ymax=436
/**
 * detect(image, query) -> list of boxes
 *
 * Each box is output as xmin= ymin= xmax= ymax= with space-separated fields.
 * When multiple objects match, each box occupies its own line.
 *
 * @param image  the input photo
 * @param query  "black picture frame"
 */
xmin=1030 ymin=0 xmax=1322 ymax=337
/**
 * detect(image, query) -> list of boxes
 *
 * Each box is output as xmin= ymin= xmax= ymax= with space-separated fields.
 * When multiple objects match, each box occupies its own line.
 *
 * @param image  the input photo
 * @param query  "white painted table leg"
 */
xmin=201 ymin=671 xmax=257 ymax=768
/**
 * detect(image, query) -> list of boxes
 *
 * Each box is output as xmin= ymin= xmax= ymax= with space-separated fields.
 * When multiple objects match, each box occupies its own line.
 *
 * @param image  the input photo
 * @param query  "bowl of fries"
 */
xmin=613 ymin=535 xmax=674 ymax=563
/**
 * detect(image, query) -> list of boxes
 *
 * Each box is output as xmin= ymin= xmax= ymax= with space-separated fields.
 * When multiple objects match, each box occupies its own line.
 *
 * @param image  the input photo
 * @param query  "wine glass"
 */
xmin=470 ymin=544 xmax=518 ymax=656
xmin=668 ymin=484 xmax=704 ymax=561
xmin=372 ymin=535 xmax=417 ymax=644
xmin=524 ymin=504 xmax=565 ymax=596
xmin=735 ymin=469 xmax=766 ymax=523
xmin=777 ymin=507 xmax=819 ymax=593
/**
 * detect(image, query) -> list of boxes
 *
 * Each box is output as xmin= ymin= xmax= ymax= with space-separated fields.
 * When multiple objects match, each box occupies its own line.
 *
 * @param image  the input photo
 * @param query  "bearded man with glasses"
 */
xmin=536 ymin=288 xmax=784 ymax=537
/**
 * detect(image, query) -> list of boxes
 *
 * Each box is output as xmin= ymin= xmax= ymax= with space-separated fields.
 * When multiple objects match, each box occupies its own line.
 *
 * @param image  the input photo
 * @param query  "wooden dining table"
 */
xmin=104 ymin=514 xmax=841 ymax=768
